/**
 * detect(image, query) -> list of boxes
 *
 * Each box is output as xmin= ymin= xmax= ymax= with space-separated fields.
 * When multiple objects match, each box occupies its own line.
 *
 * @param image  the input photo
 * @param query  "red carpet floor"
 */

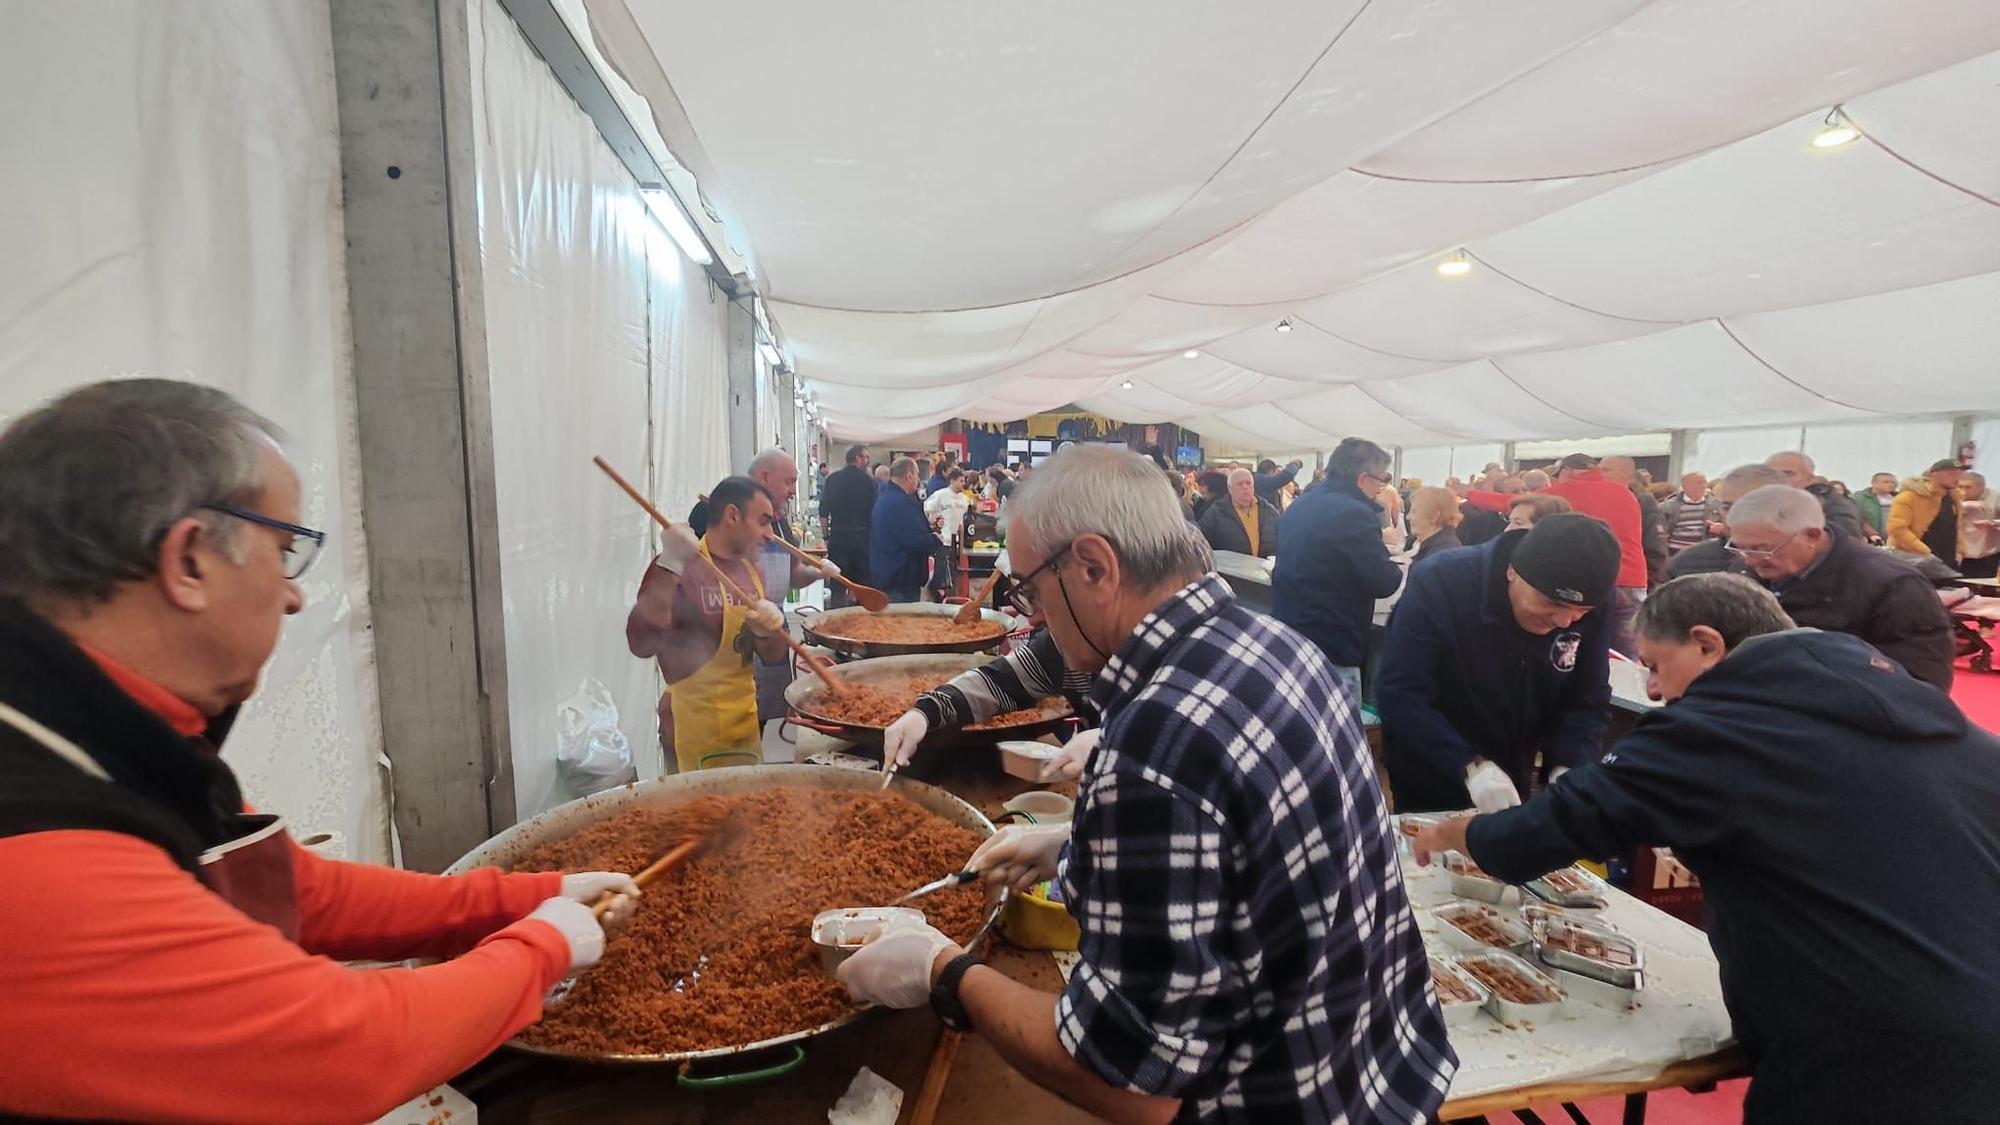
xmin=1498 ymin=656 xmax=1996 ymax=1124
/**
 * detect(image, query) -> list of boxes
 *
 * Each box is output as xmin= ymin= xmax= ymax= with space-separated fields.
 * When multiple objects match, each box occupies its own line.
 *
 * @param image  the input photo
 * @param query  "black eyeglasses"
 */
xmin=1004 ymin=541 xmax=1077 ymax=617
xmin=202 ymin=505 xmax=327 ymax=579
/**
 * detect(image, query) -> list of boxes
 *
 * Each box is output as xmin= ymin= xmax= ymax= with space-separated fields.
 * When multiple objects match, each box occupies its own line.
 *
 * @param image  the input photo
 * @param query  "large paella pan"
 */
xmin=444 ymin=765 xmax=1003 ymax=1072
xmin=785 ymin=653 xmax=1073 ymax=748
xmin=801 ymin=602 xmax=1013 ymax=659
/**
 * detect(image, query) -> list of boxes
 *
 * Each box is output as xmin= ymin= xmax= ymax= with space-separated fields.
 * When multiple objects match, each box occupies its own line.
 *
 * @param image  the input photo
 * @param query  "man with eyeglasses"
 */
xmin=1271 ymin=436 xmax=1407 ymax=698
xmin=835 ymin=447 xmax=1454 ymax=1124
xmin=1723 ymin=484 xmax=1954 ymax=690
xmin=1665 ymin=462 xmax=1788 ymax=581
xmin=0 ymin=379 xmax=639 ymax=1121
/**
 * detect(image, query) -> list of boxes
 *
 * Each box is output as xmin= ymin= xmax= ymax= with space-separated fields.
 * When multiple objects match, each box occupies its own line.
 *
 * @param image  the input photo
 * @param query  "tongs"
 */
xmin=890 ymin=868 xmax=980 ymax=906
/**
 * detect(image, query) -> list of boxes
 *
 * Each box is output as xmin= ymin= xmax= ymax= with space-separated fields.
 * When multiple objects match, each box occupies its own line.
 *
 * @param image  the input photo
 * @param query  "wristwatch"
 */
xmin=930 ymin=953 xmax=979 ymax=1031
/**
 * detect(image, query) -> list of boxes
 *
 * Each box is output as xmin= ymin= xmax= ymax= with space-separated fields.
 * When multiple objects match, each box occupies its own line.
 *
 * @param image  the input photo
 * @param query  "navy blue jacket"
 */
xmin=1466 ymin=629 xmax=2000 ymax=1123
xmin=869 ymin=485 xmax=935 ymax=597
xmin=1376 ymin=531 xmax=1610 ymax=810
xmin=1270 ymin=482 xmax=1403 ymax=668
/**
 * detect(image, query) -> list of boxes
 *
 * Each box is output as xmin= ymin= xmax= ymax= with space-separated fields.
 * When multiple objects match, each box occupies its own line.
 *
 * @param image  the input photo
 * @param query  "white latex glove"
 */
xmin=968 ymin=823 xmax=1070 ymax=892
xmin=882 ymin=710 xmax=930 ymax=769
xmin=1038 ymin=728 xmax=1100 ymax=783
xmin=744 ymin=599 xmax=786 ymax=638
xmin=654 ymin=524 xmax=703 ymax=575
xmin=523 ymin=897 xmax=606 ymax=973
xmin=559 ymin=871 xmax=642 ymax=927
xmin=1465 ymin=761 xmax=1522 ymax=813
xmin=818 ymin=557 xmax=843 ymax=580
xmin=834 ymin=921 xmax=960 ymax=1009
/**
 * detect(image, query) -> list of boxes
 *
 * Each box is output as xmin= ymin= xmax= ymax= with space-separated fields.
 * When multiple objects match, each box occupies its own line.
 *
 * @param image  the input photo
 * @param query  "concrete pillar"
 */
xmin=1667 ymin=430 xmax=1692 ymax=482
xmin=330 ymin=0 xmax=515 ymax=871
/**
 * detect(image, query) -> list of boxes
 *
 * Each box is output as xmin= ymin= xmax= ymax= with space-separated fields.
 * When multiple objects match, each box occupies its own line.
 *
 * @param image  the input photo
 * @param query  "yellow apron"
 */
xmin=669 ymin=540 xmax=766 ymax=772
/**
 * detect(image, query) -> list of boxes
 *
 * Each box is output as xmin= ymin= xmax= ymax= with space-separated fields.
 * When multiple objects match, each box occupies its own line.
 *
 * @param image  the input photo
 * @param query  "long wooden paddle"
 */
xmin=954 ymin=565 xmax=1005 ymax=626
xmin=593 ymin=456 xmax=848 ymax=697
xmin=763 ymin=533 xmax=891 ymax=612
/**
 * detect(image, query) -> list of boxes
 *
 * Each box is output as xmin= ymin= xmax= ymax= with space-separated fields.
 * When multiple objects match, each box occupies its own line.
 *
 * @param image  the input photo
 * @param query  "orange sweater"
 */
xmin=0 ymin=649 xmax=569 ymax=1123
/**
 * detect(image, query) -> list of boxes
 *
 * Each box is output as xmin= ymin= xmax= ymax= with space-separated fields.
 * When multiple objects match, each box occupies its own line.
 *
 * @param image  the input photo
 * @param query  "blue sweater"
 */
xmin=1375 ymin=531 xmax=1610 ymax=809
xmin=1466 ymin=629 xmax=2000 ymax=1122
xmin=869 ymin=485 xmax=935 ymax=595
xmin=1270 ymin=483 xmax=1403 ymax=667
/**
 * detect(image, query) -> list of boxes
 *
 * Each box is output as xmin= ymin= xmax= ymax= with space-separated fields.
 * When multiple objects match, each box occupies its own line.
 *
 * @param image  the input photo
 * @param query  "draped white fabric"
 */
xmin=470 ymin=0 xmax=731 ymax=813
xmin=0 ymin=3 xmax=389 ymax=860
xmin=600 ymin=2 xmax=2000 ymax=449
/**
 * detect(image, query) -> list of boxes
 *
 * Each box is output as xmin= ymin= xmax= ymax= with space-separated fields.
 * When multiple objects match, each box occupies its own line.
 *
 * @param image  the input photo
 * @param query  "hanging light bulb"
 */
xmin=1811 ymin=108 xmax=1859 ymax=149
xmin=1436 ymin=250 xmax=1473 ymax=278
xmin=1275 ymin=317 xmax=1294 ymax=334
xmin=1182 ymin=349 xmax=1200 ymax=359
xmin=1121 ymin=380 xmax=1134 ymax=390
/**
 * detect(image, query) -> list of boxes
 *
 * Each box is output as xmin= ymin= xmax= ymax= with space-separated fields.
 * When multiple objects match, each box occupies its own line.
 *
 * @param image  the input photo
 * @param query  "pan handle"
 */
xmin=785 ymin=715 xmax=846 ymax=735
xmin=695 ymin=749 xmax=762 ymax=770
xmin=676 ymin=1044 xmax=807 ymax=1089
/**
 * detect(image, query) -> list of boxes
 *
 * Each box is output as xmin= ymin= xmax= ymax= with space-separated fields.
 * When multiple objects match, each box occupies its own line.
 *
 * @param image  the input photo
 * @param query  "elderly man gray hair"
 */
xmin=1666 ymin=462 xmax=1790 ymax=581
xmin=0 ymin=378 xmax=639 ymax=1119
xmin=1726 ymin=484 xmax=1955 ymax=689
xmin=830 ymin=444 xmax=1458 ymax=1120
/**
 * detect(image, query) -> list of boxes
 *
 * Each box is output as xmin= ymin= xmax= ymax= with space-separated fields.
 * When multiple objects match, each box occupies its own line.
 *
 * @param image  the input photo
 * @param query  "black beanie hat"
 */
xmin=1511 ymin=513 xmax=1620 ymax=607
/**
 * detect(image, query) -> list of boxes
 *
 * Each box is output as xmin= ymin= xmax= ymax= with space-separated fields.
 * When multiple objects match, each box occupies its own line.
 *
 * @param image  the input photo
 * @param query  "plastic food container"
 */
xmin=1442 ymin=850 xmax=1510 ymax=904
xmin=1001 ymin=790 xmax=1074 ymax=823
xmin=1457 ymin=949 xmax=1566 ymax=1027
xmin=1433 ymin=901 xmax=1532 ymax=955
xmin=996 ymin=740 xmax=1063 ymax=782
xmin=811 ymin=907 xmax=926 ymax=974
xmin=1524 ymin=864 xmax=1610 ymax=909
xmin=1428 ymin=956 xmax=1492 ymax=1027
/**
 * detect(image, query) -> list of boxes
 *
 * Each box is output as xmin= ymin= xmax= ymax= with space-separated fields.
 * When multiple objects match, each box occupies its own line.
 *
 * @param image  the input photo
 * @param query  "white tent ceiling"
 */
xmin=592 ymin=0 xmax=2000 ymax=448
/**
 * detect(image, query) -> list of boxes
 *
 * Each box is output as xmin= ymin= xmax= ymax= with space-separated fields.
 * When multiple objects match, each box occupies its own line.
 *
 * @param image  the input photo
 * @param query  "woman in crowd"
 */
xmin=1406 ymin=486 xmax=1464 ymax=563
xmin=1961 ymin=471 xmax=1999 ymax=579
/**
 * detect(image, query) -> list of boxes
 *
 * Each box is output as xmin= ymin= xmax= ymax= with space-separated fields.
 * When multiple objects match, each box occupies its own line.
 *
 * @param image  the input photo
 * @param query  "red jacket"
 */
xmin=0 ymin=646 xmax=569 ymax=1123
xmin=1463 ymin=489 xmax=1513 ymax=514
xmin=1542 ymin=471 xmax=1648 ymax=589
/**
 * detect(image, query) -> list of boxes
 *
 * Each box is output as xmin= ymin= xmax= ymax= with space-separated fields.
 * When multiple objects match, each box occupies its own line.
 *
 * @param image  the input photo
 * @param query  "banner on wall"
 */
xmin=958 ymin=413 xmax=1201 ymax=468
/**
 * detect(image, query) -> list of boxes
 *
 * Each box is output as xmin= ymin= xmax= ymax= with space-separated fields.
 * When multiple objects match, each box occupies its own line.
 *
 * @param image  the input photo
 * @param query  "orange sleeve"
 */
xmin=290 ymin=835 xmax=561 ymax=961
xmin=0 ymin=831 xmax=570 ymax=1125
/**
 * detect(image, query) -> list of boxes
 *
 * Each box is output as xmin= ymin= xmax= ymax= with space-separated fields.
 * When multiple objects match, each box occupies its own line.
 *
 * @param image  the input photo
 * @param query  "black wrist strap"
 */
xmin=930 ymin=953 xmax=979 ymax=1031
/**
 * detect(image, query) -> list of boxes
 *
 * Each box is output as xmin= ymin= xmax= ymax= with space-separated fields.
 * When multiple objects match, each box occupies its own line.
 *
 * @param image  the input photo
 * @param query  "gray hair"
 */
xmin=747 ymin=447 xmax=794 ymax=476
xmin=1727 ymin=484 xmax=1825 ymax=534
xmin=1521 ymin=469 xmax=1551 ymax=490
xmin=1715 ymin=462 xmax=1787 ymax=500
xmin=1009 ymin=446 xmax=1211 ymax=588
xmin=0 ymin=379 xmax=284 ymax=603
xmin=1639 ymin=573 xmax=1795 ymax=650
xmin=889 ymin=456 xmax=918 ymax=482
xmin=1765 ymin=450 xmax=1814 ymax=474
xmin=1226 ymin=467 xmax=1254 ymax=486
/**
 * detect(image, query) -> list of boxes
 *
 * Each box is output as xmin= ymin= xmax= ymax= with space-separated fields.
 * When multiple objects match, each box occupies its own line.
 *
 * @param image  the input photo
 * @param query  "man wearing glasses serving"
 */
xmin=1722 ymin=484 xmax=1954 ymax=690
xmin=0 ymin=380 xmax=636 ymax=1121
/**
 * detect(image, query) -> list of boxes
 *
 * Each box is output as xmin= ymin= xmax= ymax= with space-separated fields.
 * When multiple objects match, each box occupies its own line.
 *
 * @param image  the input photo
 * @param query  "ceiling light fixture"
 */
xmin=1182 ymin=349 xmax=1200 ymax=359
xmin=1436 ymin=250 xmax=1473 ymax=278
xmin=1121 ymin=380 xmax=1134 ymax=389
xmin=639 ymin=188 xmax=715 ymax=266
xmin=1811 ymin=107 xmax=1859 ymax=149
xmin=1275 ymin=317 xmax=1294 ymax=334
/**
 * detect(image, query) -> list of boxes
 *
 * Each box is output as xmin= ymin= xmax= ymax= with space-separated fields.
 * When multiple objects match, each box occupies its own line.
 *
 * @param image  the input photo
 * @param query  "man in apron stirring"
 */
xmin=626 ymin=475 xmax=791 ymax=772
xmin=0 ymin=379 xmax=639 ymax=1121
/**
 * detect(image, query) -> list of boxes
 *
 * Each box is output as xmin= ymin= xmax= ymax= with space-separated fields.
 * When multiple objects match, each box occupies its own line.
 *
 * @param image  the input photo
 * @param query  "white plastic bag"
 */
xmin=556 ymin=679 xmax=635 ymax=796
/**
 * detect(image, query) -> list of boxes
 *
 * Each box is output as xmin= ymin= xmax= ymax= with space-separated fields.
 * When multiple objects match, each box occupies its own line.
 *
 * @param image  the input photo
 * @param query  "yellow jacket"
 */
xmin=1887 ymin=477 xmax=1959 ymax=556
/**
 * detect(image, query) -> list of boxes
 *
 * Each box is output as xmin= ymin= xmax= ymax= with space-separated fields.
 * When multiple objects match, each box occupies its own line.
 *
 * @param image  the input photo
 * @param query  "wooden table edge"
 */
xmin=1439 ymin=1045 xmax=1747 ymax=1119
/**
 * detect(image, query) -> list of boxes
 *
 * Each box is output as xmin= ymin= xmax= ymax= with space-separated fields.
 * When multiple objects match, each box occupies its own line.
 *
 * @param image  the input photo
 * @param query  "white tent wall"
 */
xmin=467 ymin=0 xmax=730 ymax=816
xmin=0 ymin=3 xmax=390 ymax=862
xmin=1800 ymin=419 xmax=1958 ymax=492
xmin=1397 ymin=445 xmax=1508 ymax=484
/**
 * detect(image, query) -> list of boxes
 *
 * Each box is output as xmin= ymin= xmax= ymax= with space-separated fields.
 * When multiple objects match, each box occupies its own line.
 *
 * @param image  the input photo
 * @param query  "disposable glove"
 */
xmin=1038 ymin=728 xmax=1100 ymax=783
xmin=744 ymin=599 xmax=787 ymax=638
xmin=834 ymin=921 xmax=960 ymax=1009
xmin=1465 ymin=761 xmax=1522 ymax=813
xmin=653 ymin=524 xmax=703 ymax=575
xmin=968 ymin=823 xmax=1070 ymax=892
xmin=818 ymin=558 xmax=843 ymax=580
xmin=882 ymin=710 xmax=930 ymax=769
xmin=524 ymin=897 xmax=606 ymax=972
xmin=559 ymin=871 xmax=642 ymax=926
